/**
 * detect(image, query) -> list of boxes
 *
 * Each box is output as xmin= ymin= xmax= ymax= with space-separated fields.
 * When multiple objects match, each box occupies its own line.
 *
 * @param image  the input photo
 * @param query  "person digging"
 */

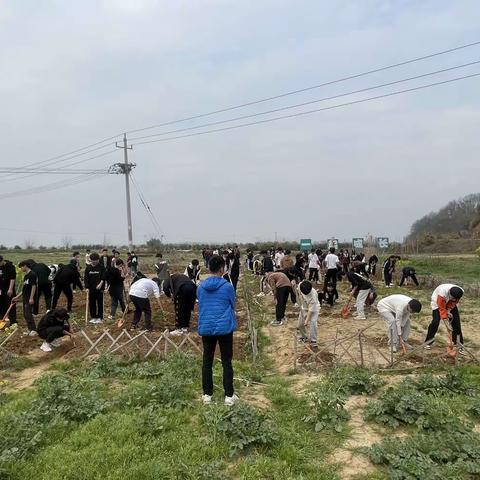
xmin=37 ymin=308 xmax=73 ymax=352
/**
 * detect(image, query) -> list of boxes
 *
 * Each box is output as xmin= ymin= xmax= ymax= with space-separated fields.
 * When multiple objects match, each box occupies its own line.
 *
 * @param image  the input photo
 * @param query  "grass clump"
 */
xmin=326 ymin=366 xmax=386 ymax=396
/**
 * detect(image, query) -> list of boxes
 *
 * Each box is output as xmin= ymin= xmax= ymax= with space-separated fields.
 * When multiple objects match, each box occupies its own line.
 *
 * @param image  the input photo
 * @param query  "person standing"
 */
xmin=130 ymin=251 xmax=138 ymax=275
xmin=265 ymin=271 xmax=292 ymax=326
xmin=274 ymin=247 xmax=285 ymax=270
xmin=184 ymin=259 xmax=201 ymax=284
xmin=297 ymin=280 xmax=320 ymax=347
xmin=323 ymin=247 xmax=340 ymax=292
xmin=383 ymin=255 xmax=397 ymax=288
xmin=367 ymin=254 xmax=378 ymax=276
xmin=154 ymin=253 xmax=170 ymax=291
xmin=377 ymin=294 xmax=422 ymax=353
xmin=128 ymin=277 xmax=162 ymax=330
xmin=229 ymin=251 xmax=240 ymax=292
xmin=197 ymin=255 xmax=237 ymax=406
xmin=0 ymin=255 xmax=17 ymax=325
xmin=424 ymin=284 xmax=465 ymax=353
xmin=308 ymin=249 xmax=320 ymax=282
xmin=85 ymin=249 xmax=92 ymax=266
xmin=84 ymin=253 xmax=106 ymax=324
xmin=52 ymin=260 xmax=83 ymax=312
xmin=107 ymin=259 xmax=127 ymax=321
xmin=163 ymin=273 xmax=197 ymax=335
xmin=12 ymin=261 xmax=37 ymax=335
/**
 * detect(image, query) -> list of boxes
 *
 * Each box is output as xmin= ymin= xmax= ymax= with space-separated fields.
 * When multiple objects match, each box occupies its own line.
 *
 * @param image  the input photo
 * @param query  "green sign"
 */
xmin=352 ymin=238 xmax=364 ymax=249
xmin=300 ymin=239 xmax=312 ymax=251
xmin=376 ymin=237 xmax=389 ymax=249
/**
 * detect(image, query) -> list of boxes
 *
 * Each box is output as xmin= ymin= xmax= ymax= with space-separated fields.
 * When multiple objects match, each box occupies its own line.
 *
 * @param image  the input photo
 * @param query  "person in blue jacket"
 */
xmin=197 ymin=254 xmax=238 ymax=406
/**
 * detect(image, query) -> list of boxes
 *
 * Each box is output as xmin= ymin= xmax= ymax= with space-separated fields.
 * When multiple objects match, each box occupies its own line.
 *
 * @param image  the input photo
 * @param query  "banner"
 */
xmin=299 ymin=239 xmax=312 ymax=251
xmin=327 ymin=238 xmax=339 ymax=250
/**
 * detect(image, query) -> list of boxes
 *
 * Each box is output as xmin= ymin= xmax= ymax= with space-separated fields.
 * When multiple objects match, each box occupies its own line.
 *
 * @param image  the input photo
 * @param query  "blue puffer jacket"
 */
xmin=197 ymin=276 xmax=237 ymax=336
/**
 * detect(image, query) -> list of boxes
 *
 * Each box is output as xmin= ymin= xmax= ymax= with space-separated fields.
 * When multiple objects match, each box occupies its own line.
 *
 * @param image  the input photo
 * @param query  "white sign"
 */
xmin=352 ymin=238 xmax=364 ymax=249
xmin=376 ymin=237 xmax=390 ymax=249
xmin=327 ymin=238 xmax=339 ymax=250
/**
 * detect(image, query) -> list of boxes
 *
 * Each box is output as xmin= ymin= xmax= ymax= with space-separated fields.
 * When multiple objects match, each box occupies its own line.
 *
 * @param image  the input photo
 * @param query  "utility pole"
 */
xmin=114 ymin=134 xmax=134 ymax=250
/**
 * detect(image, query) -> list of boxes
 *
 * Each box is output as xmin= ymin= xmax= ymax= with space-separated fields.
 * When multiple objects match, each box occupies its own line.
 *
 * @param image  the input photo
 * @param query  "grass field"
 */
xmin=1 ymin=251 xmax=480 ymax=479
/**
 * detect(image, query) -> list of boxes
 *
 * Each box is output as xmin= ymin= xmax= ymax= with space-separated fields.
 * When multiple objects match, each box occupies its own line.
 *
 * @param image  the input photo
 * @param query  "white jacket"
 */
xmin=430 ymin=283 xmax=463 ymax=311
xmin=297 ymin=284 xmax=320 ymax=313
xmin=377 ymin=294 xmax=412 ymax=335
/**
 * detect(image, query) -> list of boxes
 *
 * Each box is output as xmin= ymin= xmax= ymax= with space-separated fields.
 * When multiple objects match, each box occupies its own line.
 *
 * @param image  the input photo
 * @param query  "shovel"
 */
xmin=0 ymin=303 xmax=15 ymax=330
xmin=341 ymin=292 xmax=354 ymax=318
xmin=442 ymin=318 xmax=456 ymax=358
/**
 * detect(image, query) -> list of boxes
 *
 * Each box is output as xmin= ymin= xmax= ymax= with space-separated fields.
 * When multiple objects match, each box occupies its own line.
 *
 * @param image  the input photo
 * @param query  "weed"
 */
xmin=326 ymin=366 xmax=386 ymax=396
xmin=202 ymin=403 xmax=278 ymax=455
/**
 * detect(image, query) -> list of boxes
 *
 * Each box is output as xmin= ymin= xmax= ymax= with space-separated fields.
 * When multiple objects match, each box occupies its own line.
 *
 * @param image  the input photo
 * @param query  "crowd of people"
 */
xmin=0 ymin=244 xmax=468 ymax=405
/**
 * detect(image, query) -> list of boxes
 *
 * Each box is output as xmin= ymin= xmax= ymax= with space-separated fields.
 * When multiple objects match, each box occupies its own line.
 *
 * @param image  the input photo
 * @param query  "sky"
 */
xmin=0 ymin=0 xmax=479 ymax=247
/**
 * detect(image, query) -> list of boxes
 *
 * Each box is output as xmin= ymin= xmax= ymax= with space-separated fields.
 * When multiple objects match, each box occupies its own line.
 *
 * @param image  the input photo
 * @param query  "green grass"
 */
xmin=399 ymin=255 xmax=480 ymax=283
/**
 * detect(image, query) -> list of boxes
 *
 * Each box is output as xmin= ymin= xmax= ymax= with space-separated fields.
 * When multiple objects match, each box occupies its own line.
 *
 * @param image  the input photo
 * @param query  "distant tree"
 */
xmin=13 ymin=245 xmax=22 ymax=250
xmin=24 ymin=238 xmax=35 ymax=250
xmin=146 ymin=237 xmax=162 ymax=250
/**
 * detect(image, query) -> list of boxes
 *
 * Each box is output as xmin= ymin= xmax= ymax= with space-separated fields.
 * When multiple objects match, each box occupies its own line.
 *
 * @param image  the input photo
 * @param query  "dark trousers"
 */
xmin=23 ymin=301 xmax=36 ymax=331
xmin=39 ymin=324 xmax=70 ymax=343
xmin=399 ymin=274 xmax=419 ymax=286
xmin=34 ymin=282 xmax=52 ymax=314
xmin=290 ymin=287 xmax=297 ymax=304
xmin=308 ymin=268 xmax=319 ymax=282
xmin=324 ymin=268 xmax=338 ymax=291
xmin=109 ymin=285 xmax=126 ymax=316
xmin=425 ymin=307 xmax=463 ymax=346
xmin=130 ymin=295 xmax=152 ymax=330
xmin=89 ymin=290 xmax=104 ymax=319
xmin=0 ymin=294 xmax=16 ymax=323
xmin=275 ymin=286 xmax=290 ymax=321
xmin=202 ymin=332 xmax=234 ymax=397
xmin=368 ymin=264 xmax=377 ymax=276
xmin=175 ymin=283 xmax=196 ymax=329
xmin=384 ymin=269 xmax=393 ymax=286
xmin=52 ymin=283 xmax=74 ymax=311
xmin=231 ymin=275 xmax=239 ymax=292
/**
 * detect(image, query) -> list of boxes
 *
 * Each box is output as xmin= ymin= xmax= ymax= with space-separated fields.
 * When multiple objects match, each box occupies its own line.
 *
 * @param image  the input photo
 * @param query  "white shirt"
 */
xmin=297 ymin=284 xmax=320 ymax=313
xmin=325 ymin=253 xmax=339 ymax=270
xmin=308 ymin=253 xmax=319 ymax=269
xmin=274 ymin=252 xmax=285 ymax=268
xmin=377 ymin=294 xmax=412 ymax=335
xmin=430 ymin=284 xmax=463 ymax=310
xmin=129 ymin=278 xmax=160 ymax=299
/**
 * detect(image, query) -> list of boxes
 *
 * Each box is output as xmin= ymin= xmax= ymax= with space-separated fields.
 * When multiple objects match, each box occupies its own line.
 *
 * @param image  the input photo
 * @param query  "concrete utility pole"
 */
xmin=114 ymin=134 xmax=134 ymax=250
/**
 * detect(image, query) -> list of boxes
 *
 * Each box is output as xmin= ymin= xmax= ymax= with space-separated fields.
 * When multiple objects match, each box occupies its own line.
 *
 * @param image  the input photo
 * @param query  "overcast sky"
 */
xmin=1 ymin=0 xmax=479 ymax=248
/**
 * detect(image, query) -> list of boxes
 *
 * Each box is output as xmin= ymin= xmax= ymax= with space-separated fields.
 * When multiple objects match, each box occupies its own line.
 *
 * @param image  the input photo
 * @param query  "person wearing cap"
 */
xmin=377 ymin=294 xmax=422 ymax=353
xmin=424 ymin=284 xmax=465 ymax=353
xmin=37 ymin=308 xmax=73 ymax=352
xmin=0 ymin=255 xmax=17 ymax=325
xmin=128 ymin=276 xmax=162 ymax=331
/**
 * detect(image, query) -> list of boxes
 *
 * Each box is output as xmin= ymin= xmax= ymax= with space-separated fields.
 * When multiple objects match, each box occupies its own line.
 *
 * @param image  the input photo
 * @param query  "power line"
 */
xmin=0 ymin=167 xmax=109 ymax=174
xmin=0 ymin=173 xmax=109 ymax=200
xmin=128 ymin=60 xmax=480 ymax=142
xmin=130 ymin=173 xmax=163 ymax=236
xmin=125 ymin=40 xmax=480 ymax=136
xmin=133 ymin=72 xmax=480 ymax=146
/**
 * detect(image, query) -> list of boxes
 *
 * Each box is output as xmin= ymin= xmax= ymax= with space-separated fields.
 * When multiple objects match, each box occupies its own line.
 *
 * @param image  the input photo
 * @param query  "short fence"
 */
xmin=294 ymin=321 xmax=480 ymax=370
xmin=79 ymin=329 xmax=201 ymax=359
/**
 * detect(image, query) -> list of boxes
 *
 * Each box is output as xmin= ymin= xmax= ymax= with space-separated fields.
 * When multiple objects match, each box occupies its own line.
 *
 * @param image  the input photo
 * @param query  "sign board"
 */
xmin=327 ymin=238 xmax=339 ymax=250
xmin=299 ymin=239 xmax=312 ymax=251
xmin=352 ymin=238 xmax=364 ymax=249
xmin=376 ymin=237 xmax=390 ymax=249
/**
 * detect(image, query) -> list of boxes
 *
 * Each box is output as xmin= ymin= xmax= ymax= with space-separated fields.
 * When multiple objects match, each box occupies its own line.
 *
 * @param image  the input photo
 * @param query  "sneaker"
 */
xmin=424 ymin=344 xmax=432 ymax=350
xmin=169 ymin=328 xmax=185 ymax=336
xmin=310 ymin=342 xmax=318 ymax=348
xmin=293 ymin=303 xmax=299 ymax=308
xmin=403 ymin=342 xmax=414 ymax=351
xmin=354 ymin=315 xmax=367 ymax=320
xmin=40 ymin=342 xmax=52 ymax=352
xmin=225 ymin=394 xmax=239 ymax=406
xmin=391 ymin=345 xmax=398 ymax=353
xmin=458 ymin=347 xmax=467 ymax=356
xmin=89 ymin=318 xmax=97 ymax=324
xmin=298 ymin=336 xmax=307 ymax=343
xmin=50 ymin=339 xmax=62 ymax=348
xmin=107 ymin=315 xmax=113 ymax=321
xmin=202 ymin=394 xmax=212 ymax=405
xmin=181 ymin=328 xmax=188 ymax=334
xmin=256 ymin=292 xmax=266 ymax=297
xmin=270 ymin=320 xmax=283 ymax=326
xmin=28 ymin=330 xmax=38 ymax=337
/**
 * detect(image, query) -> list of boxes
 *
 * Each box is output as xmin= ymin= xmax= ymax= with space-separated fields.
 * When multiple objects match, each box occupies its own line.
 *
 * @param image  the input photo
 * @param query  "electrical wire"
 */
xmin=0 ymin=168 xmax=109 ymax=174
xmin=134 ymin=71 xmax=480 ymax=146
xmin=129 ymin=173 xmax=163 ymax=236
xmin=0 ymin=173 xmax=109 ymax=200
xmin=128 ymin=60 xmax=480 ymax=142
xmin=125 ymin=40 xmax=480 ymax=136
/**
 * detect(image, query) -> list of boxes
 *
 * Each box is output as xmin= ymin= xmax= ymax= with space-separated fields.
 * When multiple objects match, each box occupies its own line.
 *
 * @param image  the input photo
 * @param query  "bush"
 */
xmin=203 ymin=403 xmax=278 ymax=455
xmin=409 ymin=371 xmax=476 ymax=396
xmin=367 ymin=430 xmax=480 ymax=480
xmin=303 ymin=383 xmax=350 ymax=432
xmin=326 ymin=367 xmax=385 ymax=396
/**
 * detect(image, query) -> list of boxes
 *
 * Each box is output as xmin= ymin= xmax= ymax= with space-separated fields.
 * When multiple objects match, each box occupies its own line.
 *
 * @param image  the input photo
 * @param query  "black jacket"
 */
xmin=37 ymin=310 xmax=69 ymax=335
xmin=107 ymin=268 xmax=125 ymax=287
xmin=347 ymin=272 xmax=373 ymax=291
xmin=281 ymin=266 xmax=304 ymax=282
xmin=163 ymin=274 xmax=194 ymax=298
xmin=54 ymin=264 xmax=83 ymax=290
xmin=84 ymin=264 xmax=107 ymax=291
xmin=0 ymin=260 xmax=16 ymax=293
xmin=31 ymin=262 xmax=52 ymax=286
xmin=262 ymin=257 xmax=274 ymax=273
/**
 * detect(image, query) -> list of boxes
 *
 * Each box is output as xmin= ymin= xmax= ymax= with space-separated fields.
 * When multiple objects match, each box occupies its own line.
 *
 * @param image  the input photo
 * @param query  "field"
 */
xmin=1 ymin=251 xmax=480 ymax=480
